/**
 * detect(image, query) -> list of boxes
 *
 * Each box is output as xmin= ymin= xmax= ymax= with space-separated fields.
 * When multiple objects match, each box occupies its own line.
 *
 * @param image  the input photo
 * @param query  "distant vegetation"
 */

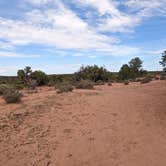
xmin=0 ymin=53 xmax=166 ymax=103
xmin=74 ymin=65 xmax=112 ymax=82
xmin=159 ymin=50 xmax=166 ymax=80
xmin=160 ymin=50 xmax=166 ymax=72
xmin=17 ymin=66 xmax=48 ymax=87
xmin=119 ymin=57 xmax=147 ymax=81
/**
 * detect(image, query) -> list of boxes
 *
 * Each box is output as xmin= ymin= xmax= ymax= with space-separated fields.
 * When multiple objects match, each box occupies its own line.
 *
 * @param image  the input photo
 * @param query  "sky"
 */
xmin=0 ymin=0 xmax=166 ymax=75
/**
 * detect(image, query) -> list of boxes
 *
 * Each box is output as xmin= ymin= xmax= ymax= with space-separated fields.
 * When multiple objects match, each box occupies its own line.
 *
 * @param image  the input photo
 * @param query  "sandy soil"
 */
xmin=0 ymin=80 xmax=166 ymax=166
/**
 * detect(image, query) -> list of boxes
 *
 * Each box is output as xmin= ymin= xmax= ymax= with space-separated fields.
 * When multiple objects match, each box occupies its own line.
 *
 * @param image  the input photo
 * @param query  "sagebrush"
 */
xmin=3 ymin=88 xmax=22 ymax=103
xmin=56 ymin=83 xmax=73 ymax=93
xmin=75 ymin=80 xmax=94 ymax=89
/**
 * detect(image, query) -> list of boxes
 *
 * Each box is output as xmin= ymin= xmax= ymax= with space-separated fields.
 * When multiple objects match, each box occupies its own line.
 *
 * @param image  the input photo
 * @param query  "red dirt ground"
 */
xmin=0 ymin=80 xmax=166 ymax=166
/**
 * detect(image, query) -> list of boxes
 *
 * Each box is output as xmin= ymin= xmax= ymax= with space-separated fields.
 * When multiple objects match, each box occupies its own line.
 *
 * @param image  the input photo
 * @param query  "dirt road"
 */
xmin=0 ymin=81 xmax=166 ymax=166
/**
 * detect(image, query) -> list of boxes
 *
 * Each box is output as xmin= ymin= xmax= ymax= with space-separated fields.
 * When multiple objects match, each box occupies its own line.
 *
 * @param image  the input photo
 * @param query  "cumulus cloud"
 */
xmin=74 ymin=0 xmax=166 ymax=32
xmin=125 ymin=0 xmax=166 ymax=14
xmin=0 ymin=0 xmax=118 ymax=50
xmin=76 ymin=0 xmax=120 ymax=16
xmin=0 ymin=0 xmax=165 ymax=57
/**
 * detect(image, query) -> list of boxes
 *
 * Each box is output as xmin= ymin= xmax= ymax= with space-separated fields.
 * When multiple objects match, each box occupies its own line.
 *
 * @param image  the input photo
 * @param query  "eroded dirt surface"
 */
xmin=0 ymin=81 xmax=166 ymax=166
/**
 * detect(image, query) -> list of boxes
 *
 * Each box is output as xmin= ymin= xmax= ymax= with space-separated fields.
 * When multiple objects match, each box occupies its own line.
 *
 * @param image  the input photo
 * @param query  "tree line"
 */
xmin=17 ymin=51 xmax=165 ymax=86
xmin=0 ymin=51 xmax=165 ymax=87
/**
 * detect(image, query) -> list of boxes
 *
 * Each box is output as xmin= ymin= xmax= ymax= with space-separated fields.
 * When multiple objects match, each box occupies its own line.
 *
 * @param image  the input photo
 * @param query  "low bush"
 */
xmin=154 ymin=76 xmax=159 ymax=80
xmin=140 ymin=76 xmax=152 ymax=84
xmin=124 ymin=80 xmax=129 ymax=85
xmin=74 ymin=65 xmax=111 ymax=82
xmin=3 ymin=88 xmax=22 ymax=103
xmin=13 ymin=83 xmax=24 ymax=90
xmin=27 ymin=80 xmax=38 ymax=90
xmin=47 ymin=80 xmax=55 ymax=87
xmin=31 ymin=70 xmax=48 ymax=86
xmin=75 ymin=80 xmax=94 ymax=89
xmin=135 ymin=78 xmax=142 ymax=82
xmin=0 ymin=84 xmax=10 ymax=95
xmin=56 ymin=83 xmax=73 ymax=93
xmin=95 ymin=80 xmax=105 ymax=85
xmin=160 ymin=76 xmax=166 ymax=80
xmin=108 ymin=82 xmax=112 ymax=86
xmin=160 ymin=73 xmax=166 ymax=80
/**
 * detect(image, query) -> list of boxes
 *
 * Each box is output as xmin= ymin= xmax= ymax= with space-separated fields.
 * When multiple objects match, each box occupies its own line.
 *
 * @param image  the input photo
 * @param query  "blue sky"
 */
xmin=0 ymin=0 xmax=166 ymax=75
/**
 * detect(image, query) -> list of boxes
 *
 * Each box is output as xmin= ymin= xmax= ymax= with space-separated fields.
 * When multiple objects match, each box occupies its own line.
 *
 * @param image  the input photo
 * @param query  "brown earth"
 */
xmin=0 ymin=80 xmax=166 ymax=166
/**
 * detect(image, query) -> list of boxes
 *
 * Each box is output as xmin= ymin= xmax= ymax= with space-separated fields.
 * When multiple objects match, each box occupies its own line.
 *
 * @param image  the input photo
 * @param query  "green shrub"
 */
xmin=119 ymin=64 xmax=134 ymax=80
xmin=17 ymin=66 xmax=32 ymax=86
xmin=3 ymin=88 xmax=22 ymax=103
xmin=0 ymin=84 xmax=10 ymax=95
xmin=124 ymin=80 xmax=129 ymax=85
xmin=75 ymin=80 xmax=94 ymax=89
xmin=31 ymin=70 xmax=48 ymax=86
xmin=141 ymin=76 xmax=152 ymax=84
xmin=74 ymin=65 xmax=111 ymax=82
xmin=56 ymin=83 xmax=73 ymax=93
xmin=13 ymin=83 xmax=24 ymax=90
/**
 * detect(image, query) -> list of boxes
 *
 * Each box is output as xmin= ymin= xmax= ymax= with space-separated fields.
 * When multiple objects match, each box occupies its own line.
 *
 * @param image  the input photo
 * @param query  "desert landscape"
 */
xmin=0 ymin=80 xmax=166 ymax=166
xmin=1 ymin=1 xmax=166 ymax=165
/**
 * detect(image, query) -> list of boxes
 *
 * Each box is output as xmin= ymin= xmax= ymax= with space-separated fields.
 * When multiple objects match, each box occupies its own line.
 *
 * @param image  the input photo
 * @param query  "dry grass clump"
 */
xmin=75 ymin=80 xmax=94 ymax=89
xmin=108 ymin=82 xmax=112 ymax=86
xmin=47 ymin=80 xmax=55 ymax=87
xmin=95 ymin=80 xmax=105 ymax=85
xmin=3 ymin=88 xmax=22 ymax=103
xmin=56 ymin=83 xmax=73 ymax=93
xmin=140 ymin=76 xmax=152 ymax=84
xmin=27 ymin=80 xmax=38 ymax=90
xmin=124 ymin=80 xmax=129 ymax=85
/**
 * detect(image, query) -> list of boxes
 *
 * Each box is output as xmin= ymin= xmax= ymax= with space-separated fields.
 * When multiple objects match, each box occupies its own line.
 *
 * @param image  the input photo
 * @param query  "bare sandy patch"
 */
xmin=0 ymin=81 xmax=166 ymax=166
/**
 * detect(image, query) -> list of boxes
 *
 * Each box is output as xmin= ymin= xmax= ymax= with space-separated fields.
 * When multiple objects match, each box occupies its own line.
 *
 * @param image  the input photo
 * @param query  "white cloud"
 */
xmin=77 ymin=0 xmax=120 ymax=16
xmin=0 ymin=41 xmax=15 ymax=50
xmin=25 ymin=0 xmax=53 ymax=5
xmin=0 ymin=1 xmax=118 ymax=50
xmin=0 ymin=0 xmax=165 ymax=58
xmin=0 ymin=0 xmax=165 ymax=75
xmin=0 ymin=51 xmax=40 ymax=58
xmin=0 ymin=16 xmax=117 ymax=49
xmin=74 ymin=0 xmax=166 ymax=33
xmin=74 ymin=0 xmax=136 ymax=32
xmin=146 ymin=49 xmax=165 ymax=55
xmin=125 ymin=0 xmax=166 ymax=13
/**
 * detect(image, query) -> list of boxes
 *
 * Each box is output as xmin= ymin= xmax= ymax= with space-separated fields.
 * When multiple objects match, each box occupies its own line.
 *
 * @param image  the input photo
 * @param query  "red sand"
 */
xmin=0 ymin=80 xmax=166 ymax=166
